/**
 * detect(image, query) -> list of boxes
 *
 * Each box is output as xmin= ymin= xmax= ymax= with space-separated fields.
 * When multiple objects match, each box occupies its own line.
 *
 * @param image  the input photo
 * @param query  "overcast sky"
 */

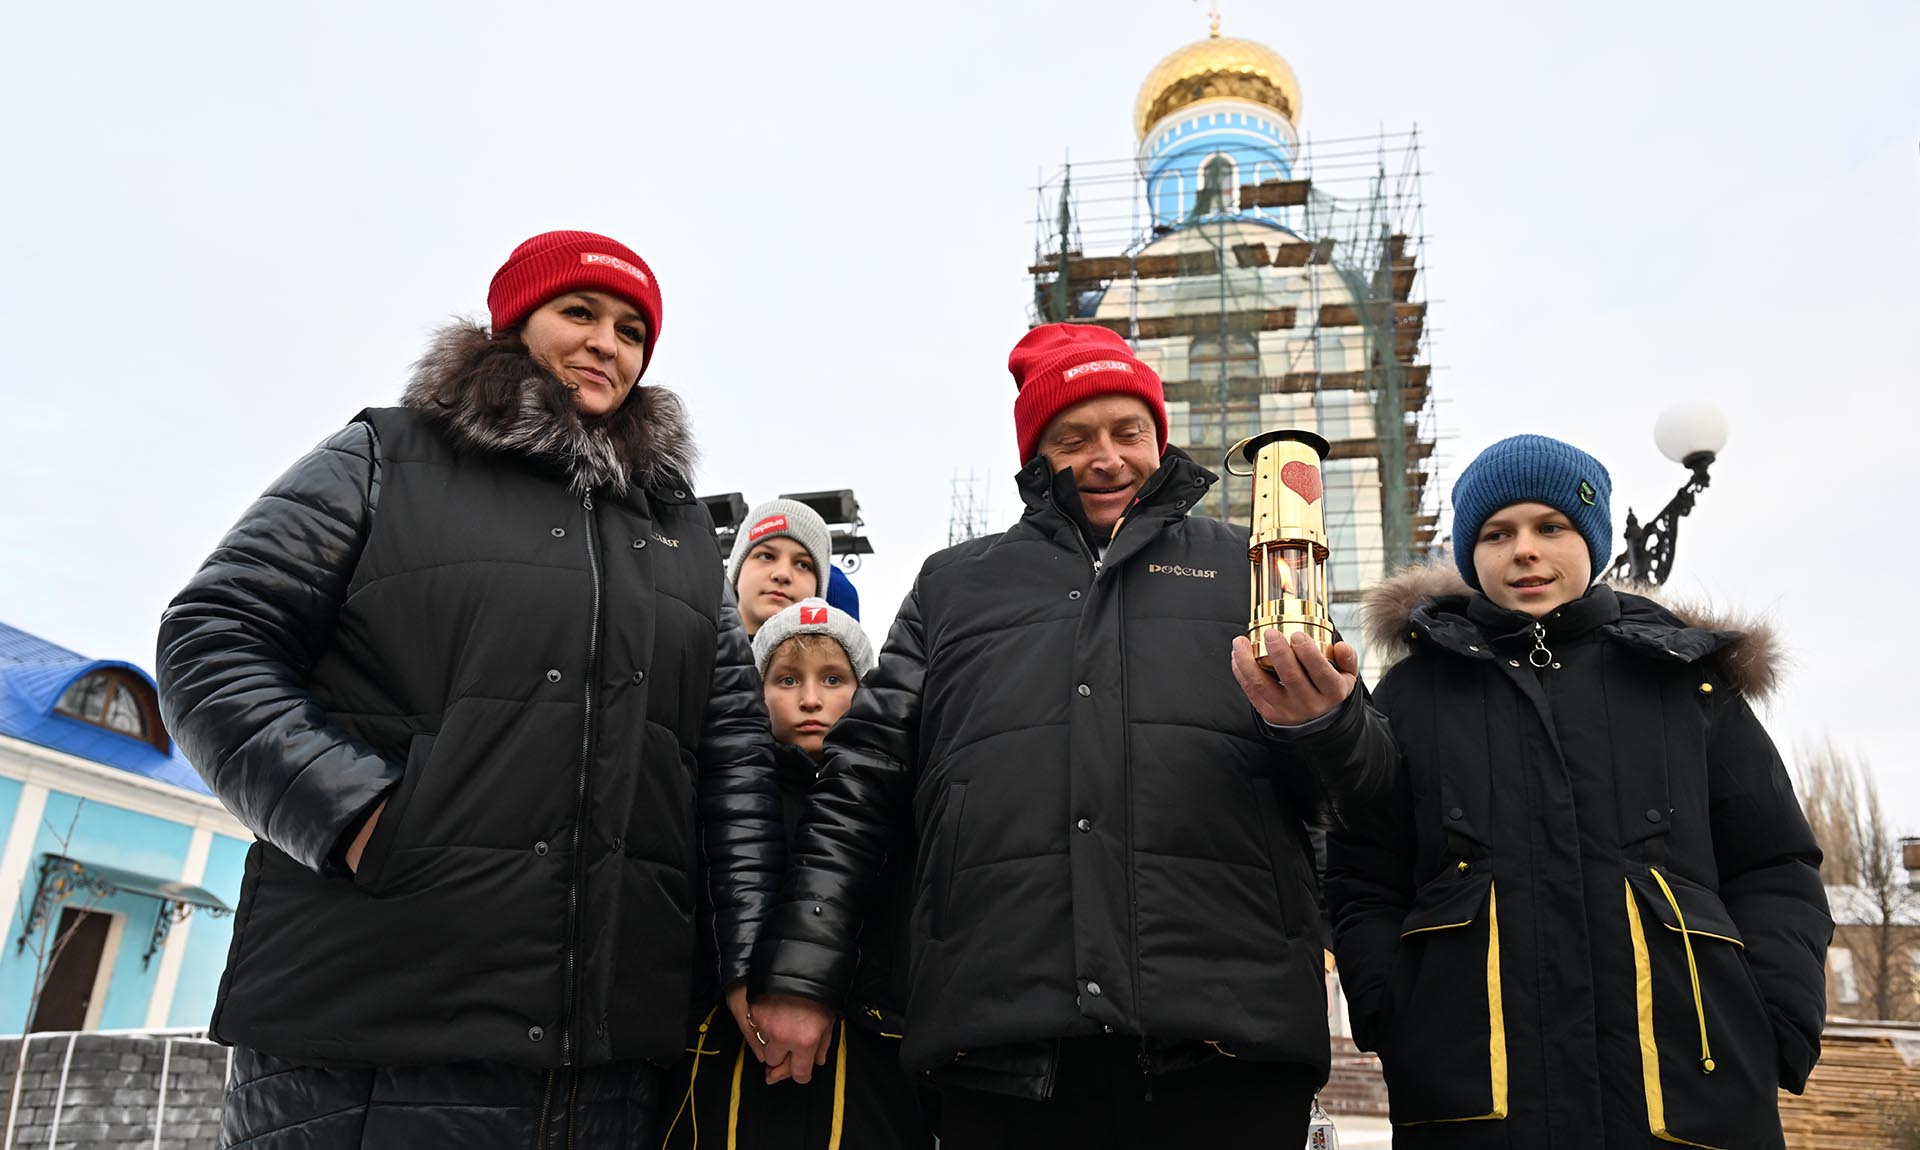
xmin=2 ymin=2 xmax=1915 ymax=813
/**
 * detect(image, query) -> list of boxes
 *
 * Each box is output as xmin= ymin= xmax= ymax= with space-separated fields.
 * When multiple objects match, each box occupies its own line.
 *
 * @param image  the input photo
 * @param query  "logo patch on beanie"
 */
xmin=1578 ymin=480 xmax=1597 ymax=506
xmin=1063 ymin=359 xmax=1134 ymax=381
xmin=748 ymin=515 xmax=789 ymax=542
xmin=801 ymin=606 xmax=829 ymax=625
xmin=580 ymin=252 xmax=651 ymax=286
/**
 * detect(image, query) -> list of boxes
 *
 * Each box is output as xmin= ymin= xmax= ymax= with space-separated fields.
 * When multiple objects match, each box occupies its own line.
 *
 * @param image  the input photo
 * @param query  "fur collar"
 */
xmin=400 ymin=320 xmax=695 ymax=497
xmin=1361 ymin=564 xmax=1781 ymax=701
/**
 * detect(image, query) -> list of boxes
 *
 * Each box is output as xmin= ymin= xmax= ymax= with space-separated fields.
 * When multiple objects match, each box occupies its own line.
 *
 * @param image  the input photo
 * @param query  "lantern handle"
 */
xmin=1222 ymin=435 xmax=1261 ymax=478
xmin=1223 ymin=429 xmax=1332 ymax=477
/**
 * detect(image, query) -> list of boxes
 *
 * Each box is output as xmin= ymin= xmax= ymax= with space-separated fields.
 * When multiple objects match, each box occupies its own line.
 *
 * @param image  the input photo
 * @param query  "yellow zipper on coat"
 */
xmin=1649 ymin=867 xmax=1715 ymax=1075
xmin=1625 ymin=878 xmax=1728 ymax=1149
xmin=726 ymin=1043 xmax=746 ymax=1150
xmin=1396 ymin=883 xmax=1508 ymax=1125
xmin=660 ymin=1005 xmax=722 ymax=1149
xmin=828 ymin=1020 xmax=849 ymax=1150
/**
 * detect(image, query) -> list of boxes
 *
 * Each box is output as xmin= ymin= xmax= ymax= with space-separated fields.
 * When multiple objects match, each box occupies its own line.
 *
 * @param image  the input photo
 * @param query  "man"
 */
xmin=746 ymin=323 xmax=1384 ymax=1148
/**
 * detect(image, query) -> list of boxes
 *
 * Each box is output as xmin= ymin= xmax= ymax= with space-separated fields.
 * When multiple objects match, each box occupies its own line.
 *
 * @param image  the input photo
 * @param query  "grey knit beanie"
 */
xmin=752 ymin=598 xmax=876 ymax=680
xmin=727 ymin=499 xmax=832 ymax=593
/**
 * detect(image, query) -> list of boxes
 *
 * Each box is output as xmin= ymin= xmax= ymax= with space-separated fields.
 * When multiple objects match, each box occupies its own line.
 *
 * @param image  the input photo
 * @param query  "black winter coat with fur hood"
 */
xmin=1288 ymin=568 xmax=1830 ymax=1150
xmin=157 ymin=322 xmax=785 ymax=1070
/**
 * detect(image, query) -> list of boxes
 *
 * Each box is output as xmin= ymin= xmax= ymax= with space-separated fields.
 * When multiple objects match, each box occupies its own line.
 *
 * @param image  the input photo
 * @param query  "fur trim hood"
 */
xmin=1361 ymin=564 xmax=1782 ymax=701
xmin=401 ymin=319 xmax=695 ymax=497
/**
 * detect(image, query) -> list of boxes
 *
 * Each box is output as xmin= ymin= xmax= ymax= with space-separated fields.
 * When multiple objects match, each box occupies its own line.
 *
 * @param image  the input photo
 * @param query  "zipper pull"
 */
xmin=1529 ymin=621 xmax=1553 ymax=668
xmin=1092 ymin=557 xmax=1103 ymax=575
xmin=582 ymin=488 xmax=594 ymax=511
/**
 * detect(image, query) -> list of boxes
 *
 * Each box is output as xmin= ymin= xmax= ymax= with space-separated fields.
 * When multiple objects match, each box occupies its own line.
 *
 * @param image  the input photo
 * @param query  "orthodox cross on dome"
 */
xmin=1199 ymin=0 xmax=1223 ymax=37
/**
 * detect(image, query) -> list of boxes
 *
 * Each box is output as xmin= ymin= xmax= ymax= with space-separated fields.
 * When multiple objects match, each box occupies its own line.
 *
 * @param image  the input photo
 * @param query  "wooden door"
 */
xmin=29 ymin=908 xmax=113 ymax=1032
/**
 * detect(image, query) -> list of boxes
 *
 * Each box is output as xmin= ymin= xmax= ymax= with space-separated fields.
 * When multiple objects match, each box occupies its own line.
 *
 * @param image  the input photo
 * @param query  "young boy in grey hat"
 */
xmin=728 ymin=498 xmax=833 ymax=636
xmin=663 ymin=598 xmax=928 ymax=1150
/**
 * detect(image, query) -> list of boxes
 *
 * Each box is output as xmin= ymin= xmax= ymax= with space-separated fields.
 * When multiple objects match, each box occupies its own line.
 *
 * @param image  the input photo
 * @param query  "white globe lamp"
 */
xmin=1653 ymin=403 xmax=1729 ymax=468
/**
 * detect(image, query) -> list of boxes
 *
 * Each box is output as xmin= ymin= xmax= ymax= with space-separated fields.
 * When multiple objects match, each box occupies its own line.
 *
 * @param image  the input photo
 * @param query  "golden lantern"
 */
xmin=1226 ymin=429 xmax=1333 ymax=665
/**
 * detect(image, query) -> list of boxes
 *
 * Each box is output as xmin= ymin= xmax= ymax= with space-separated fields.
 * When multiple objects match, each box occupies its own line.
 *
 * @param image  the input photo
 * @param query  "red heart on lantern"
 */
xmin=1281 ymin=460 xmax=1323 ymax=504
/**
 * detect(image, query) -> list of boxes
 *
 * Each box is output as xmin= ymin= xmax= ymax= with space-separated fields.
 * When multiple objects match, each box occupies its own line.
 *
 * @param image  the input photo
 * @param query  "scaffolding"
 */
xmin=1028 ymin=129 xmax=1440 ymax=611
xmin=948 ymin=468 xmax=993 ymax=546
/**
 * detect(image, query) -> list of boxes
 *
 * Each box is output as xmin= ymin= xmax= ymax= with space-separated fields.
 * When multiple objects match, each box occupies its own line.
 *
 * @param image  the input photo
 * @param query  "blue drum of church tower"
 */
xmin=1135 ymin=23 xmax=1304 ymax=232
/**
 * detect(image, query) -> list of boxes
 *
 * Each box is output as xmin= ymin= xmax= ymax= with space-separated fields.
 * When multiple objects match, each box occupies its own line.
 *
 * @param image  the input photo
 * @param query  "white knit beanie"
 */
xmin=726 ymin=499 xmax=833 ymax=592
xmin=752 ymin=598 xmax=877 ymax=681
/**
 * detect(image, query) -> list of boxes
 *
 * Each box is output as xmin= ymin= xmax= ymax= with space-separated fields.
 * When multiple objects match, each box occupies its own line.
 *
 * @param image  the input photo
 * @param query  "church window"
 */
xmin=1154 ymin=172 xmax=1186 ymax=222
xmin=1190 ymin=153 xmax=1240 ymax=219
xmin=1189 ymin=331 xmax=1260 ymax=379
xmin=54 ymin=670 xmax=168 ymax=751
xmin=56 ymin=675 xmax=110 ymax=726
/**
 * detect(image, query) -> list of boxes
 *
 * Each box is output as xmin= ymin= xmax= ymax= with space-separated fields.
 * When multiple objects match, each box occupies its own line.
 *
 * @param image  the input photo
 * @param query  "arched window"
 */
xmin=1189 ymin=331 xmax=1261 ymax=379
xmin=1190 ymin=153 xmax=1240 ymax=220
xmin=54 ymin=670 xmax=168 ymax=752
xmin=1154 ymin=172 xmax=1185 ymax=223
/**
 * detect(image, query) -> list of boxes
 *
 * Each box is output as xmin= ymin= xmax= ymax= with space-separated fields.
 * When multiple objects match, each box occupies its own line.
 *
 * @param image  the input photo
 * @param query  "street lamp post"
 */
xmin=1605 ymin=404 xmax=1730 ymax=586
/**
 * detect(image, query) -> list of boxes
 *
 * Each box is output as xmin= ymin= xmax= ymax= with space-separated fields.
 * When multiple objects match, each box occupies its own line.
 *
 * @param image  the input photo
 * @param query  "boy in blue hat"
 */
xmin=1264 ymin=434 xmax=1830 ymax=1149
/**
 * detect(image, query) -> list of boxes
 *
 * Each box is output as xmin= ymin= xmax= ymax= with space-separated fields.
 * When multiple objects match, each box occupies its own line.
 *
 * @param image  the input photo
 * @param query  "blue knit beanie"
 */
xmin=1452 ymin=435 xmax=1612 ymax=591
xmin=826 ymin=564 xmax=861 ymax=621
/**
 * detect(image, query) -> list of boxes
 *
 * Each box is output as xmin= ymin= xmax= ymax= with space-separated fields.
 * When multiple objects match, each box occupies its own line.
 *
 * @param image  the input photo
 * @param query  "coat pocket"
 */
xmin=1622 ymin=867 xmax=1779 ymax=1150
xmin=1382 ymin=866 xmax=1508 ymax=1127
xmin=351 ymin=731 xmax=431 ymax=895
xmin=924 ymin=782 xmax=967 ymax=941
xmin=1252 ymin=784 xmax=1309 ymax=940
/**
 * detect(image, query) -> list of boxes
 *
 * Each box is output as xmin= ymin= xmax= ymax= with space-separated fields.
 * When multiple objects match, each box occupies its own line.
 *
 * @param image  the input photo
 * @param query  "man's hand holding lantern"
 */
xmin=1232 ymin=629 xmax=1358 ymax=727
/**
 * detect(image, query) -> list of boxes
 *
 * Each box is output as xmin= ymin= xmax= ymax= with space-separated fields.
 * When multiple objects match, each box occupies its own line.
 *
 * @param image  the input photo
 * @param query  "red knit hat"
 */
xmin=1008 ymin=323 xmax=1167 ymax=464
xmin=488 ymin=230 xmax=665 ymax=378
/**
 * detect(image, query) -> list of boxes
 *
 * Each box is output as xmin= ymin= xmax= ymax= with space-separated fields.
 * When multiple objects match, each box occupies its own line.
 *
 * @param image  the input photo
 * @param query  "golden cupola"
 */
xmin=1133 ymin=25 xmax=1303 ymax=142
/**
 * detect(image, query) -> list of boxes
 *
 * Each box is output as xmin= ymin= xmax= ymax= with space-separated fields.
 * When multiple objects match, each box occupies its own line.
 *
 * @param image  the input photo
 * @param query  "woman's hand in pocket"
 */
xmin=345 ymin=800 xmax=388 ymax=874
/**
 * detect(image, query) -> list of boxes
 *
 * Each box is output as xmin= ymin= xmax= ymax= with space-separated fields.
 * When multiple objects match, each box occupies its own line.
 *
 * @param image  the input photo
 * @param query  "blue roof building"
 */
xmin=0 ymin=625 xmax=208 ymax=794
xmin=0 ymin=621 xmax=249 ymax=1035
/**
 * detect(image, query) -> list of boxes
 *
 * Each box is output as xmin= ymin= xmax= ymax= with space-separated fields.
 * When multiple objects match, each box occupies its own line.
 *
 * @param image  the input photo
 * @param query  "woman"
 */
xmin=157 ymin=230 xmax=785 ymax=1148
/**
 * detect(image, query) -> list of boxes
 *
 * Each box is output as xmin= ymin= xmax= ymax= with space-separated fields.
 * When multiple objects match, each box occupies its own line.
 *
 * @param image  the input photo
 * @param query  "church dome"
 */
xmin=1134 ymin=29 xmax=1303 ymax=141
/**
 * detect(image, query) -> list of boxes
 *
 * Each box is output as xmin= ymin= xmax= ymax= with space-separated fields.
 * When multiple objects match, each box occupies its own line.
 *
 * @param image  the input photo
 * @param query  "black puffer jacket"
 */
xmin=766 ymin=741 xmax=915 ymax=1035
xmin=157 ymin=323 xmax=784 ymax=1070
xmin=752 ymin=449 xmax=1391 ymax=1094
xmin=1300 ymin=568 xmax=1830 ymax=1149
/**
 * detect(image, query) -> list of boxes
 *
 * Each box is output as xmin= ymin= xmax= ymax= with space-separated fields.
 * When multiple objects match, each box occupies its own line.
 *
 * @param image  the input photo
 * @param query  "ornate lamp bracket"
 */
xmin=14 ymin=856 xmax=113 ymax=954
xmin=1606 ymin=453 xmax=1715 ymax=586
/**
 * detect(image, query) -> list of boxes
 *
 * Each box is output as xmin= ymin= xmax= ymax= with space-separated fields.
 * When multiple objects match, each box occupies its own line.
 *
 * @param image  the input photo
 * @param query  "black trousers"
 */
xmin=659 ymin=1009 xmax=931 ymax=1150
xmin=935 ymin=1038 xmax=1319 ymax=1150
xmin=221 ymin=1046 xmax=659 ymax=1150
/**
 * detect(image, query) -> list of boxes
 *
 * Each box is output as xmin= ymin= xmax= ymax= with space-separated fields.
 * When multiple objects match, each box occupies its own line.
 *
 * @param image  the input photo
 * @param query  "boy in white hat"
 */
xmin=753 ymin=599 xmax=877 ymax=770
xmin=663 ymin=598 xmax=927 ymax=1148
